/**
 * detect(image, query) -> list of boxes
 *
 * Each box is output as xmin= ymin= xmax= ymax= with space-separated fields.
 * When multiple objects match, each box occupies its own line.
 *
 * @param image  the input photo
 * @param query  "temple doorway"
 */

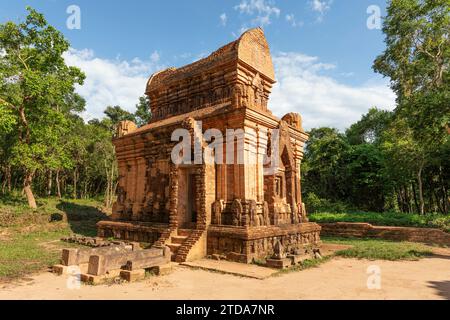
xmin=178 ymin=168 xmax=197 ymax=229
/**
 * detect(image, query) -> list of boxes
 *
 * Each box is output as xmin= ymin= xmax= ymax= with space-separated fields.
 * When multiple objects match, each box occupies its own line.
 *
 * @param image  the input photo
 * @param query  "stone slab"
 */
xmin=181 ymin=259 xmax=277 ymax=279
xmin=120 ymin=269 xmax=146 ymax=282
xmin=88 ymin=247 xmax=170 ymax=276
xmin=53 ymin=263 xmax=88 ymax=275
xmin=265 ymin=258 xmax=291 ymax=269
xmin=61 ymin=244 xmax=133 ymax=266
xmin=149 ymin=263 xmax=173 ymax=276
xmin=80 ymin=269 xmax=122 ymax=284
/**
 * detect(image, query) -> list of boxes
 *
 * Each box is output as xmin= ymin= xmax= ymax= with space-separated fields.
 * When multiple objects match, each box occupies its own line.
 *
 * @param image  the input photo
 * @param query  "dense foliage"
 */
xmin=0 ymin=7 xmax=150 ymax=207
xmin=302 ymin=0 xmax=449 ymax=215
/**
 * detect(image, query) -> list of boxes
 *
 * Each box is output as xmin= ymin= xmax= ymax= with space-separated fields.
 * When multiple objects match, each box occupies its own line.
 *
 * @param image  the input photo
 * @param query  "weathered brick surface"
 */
xmin=320 ymin=222 xmax=450 ymax=245
xmin=96 ymin=221 xmax=168 ymax=244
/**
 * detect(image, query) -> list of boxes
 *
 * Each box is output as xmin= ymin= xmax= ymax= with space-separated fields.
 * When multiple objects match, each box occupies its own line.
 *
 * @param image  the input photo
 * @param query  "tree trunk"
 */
xmin=47 ymin=170 xmax=53 ymax=196
xmin=104 ymin=160 xmax=110 ymax=208
xmin=56 ymin=170 xmax=61 ymax=198
xmin=412 ymin=182 xmax=420 ymax=214
xmin=2 ymin=165 xmax=12 ymax=193
xmin=439 ymin=166 xmax=448 ymax=214
xmin=73 ymin=168 xmax=78 ymax=199
xmin=23 ymin=172 xmax=37 ymax=209
xmin=83 ymin=181 xmax=88 ymax=199
xmin=417 ymin=161 xmax=425 ymax=215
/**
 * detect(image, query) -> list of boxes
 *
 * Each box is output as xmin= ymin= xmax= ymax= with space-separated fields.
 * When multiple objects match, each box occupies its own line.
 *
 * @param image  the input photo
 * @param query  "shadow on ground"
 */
xmin=56 ymin=201 xmax=109 ymax=237
xmin=427 ymin=281 xmax=450 ymax=300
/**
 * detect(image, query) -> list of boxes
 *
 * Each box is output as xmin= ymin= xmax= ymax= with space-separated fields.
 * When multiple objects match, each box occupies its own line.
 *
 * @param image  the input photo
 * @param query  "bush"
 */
xmin=304 ymin=193 xmax=349 ymax=213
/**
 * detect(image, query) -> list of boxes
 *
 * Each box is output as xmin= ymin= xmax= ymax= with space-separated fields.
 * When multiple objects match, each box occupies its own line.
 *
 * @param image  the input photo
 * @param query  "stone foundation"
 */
xmin=97 ymin=221 xmax=169 ymax=244
xmin=207 ymin=222 xmax=321 ymax=263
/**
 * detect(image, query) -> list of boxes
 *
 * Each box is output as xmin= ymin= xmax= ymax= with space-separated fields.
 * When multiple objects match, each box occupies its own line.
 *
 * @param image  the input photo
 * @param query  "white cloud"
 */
xmin=220 ymin=13 xmax=227 ymax=26
xmin=310 ymin=0 xmax=333 ymax=22
xmin=234 ymin=0 xmax=281 ymax=27
xmin=63 ymin=48 xmax=165 ymax=121
xmin=63 ymin=48 xmax=395 ymax=132
xmin=311 ymin=0 xmax=332 ymax=13
xmin=285 ymin=13 xmax=303 ymax=27
xmin=269 ymin=52 xmax=396 ymax=131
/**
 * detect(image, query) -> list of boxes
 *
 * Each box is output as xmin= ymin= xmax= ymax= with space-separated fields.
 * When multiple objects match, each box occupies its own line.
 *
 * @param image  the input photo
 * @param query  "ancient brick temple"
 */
xmin=97 ymin=28 xmax=321 ymax=263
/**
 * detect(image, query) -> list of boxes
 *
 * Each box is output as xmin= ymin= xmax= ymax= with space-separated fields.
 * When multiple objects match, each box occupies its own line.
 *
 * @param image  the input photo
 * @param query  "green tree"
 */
xmin=134 ymin=96 xmax=152 ymax=127
xmin=346 ymin=144 xmax=385 ymax=211
xmin=302 ymin=128 xmax=350 ymax=202
xmin=373 ymin=0 xmax=450 ymax=214
xmin=346 ymin=108 xmax=393 ymax=145
xmin=104 ymin=105 xmax=136 ymax=128
xmin=0 ymin=7 xmax=85 ymax=208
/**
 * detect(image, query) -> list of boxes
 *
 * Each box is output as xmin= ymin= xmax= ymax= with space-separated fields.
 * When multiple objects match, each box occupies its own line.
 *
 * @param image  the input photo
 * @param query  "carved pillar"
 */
xmin=169 ymin=164 xmax=179 ymax=229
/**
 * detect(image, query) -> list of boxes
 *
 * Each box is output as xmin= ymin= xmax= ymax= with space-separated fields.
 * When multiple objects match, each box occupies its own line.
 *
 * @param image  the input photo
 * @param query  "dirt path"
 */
xmin=1 ymin=256 xmax=449 ymax=300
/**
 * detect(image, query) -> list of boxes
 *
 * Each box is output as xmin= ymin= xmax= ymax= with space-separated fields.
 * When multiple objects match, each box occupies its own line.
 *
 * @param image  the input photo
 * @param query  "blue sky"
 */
xmin=0 ymin=0 xmax=396 ymax=130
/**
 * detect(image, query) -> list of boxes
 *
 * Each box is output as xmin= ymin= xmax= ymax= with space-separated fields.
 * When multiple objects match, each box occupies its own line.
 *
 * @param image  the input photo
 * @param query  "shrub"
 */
xmin=304 ymin=193 xmax=349 ymax=213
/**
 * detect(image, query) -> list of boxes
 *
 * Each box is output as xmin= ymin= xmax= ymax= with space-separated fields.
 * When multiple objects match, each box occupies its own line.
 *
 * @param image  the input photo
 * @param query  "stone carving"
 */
xmin=212 ymin=200 xmax=224 ymax=225
xmin=248 ymin=200 xmax=258 ymax=226
xmin=116 ymin=120 xmax=137 ymax=138
xmin=263 ymin=201 xmax=270 ymax=226
xmin=281 ymin=113 xmax=303 ymax=131
xmin=231 ymin=199 xmax=243 ymax=226
xmin=271 ymin=240 xmax=286 ymax=259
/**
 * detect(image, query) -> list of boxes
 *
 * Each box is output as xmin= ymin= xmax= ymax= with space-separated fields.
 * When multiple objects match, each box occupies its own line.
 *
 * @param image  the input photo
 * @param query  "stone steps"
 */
xmin=177 ymin=229 xmax=193 ymax=237
xmin=174 ymin=230 xmax=205 ymax=263
xmin=171 ymin=235 xmax=188 ymax=244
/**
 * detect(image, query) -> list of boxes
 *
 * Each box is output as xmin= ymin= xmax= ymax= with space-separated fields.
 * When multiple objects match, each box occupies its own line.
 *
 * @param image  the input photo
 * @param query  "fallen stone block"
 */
xmin=120 ymin=269 xmax=146 ymax=282
xmin=124 ymin=256 xmax=169 ymax=271
xmin=88 ymin=246 xmax=170 ymax=276
xmin=53 ymin=263 xmax=89 ymax=275
xmin=61 ymin=244 xmax=133 ymax=266
xmin=80 ymin=269 xmax=122 ymax=284
xmin=149 ymin=263 xmax=172 ymax=276
xmin=265 ymin=258 xmax=291 ymax=269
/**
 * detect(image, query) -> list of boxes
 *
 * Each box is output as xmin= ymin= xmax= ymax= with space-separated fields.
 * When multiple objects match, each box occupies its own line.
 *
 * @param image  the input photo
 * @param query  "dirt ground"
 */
xmin=1 ymin=255 xmax=449 ymax=300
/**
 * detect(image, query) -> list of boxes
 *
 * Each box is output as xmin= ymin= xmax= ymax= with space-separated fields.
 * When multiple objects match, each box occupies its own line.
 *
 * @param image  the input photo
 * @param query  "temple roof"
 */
xmin=145 ymin=28 xmax=275 ymax=93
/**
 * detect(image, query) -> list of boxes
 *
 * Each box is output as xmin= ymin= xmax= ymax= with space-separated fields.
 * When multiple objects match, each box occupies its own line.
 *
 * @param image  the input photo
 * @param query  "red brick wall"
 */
xmin=320 ymin=222 xmax=450 ymax=246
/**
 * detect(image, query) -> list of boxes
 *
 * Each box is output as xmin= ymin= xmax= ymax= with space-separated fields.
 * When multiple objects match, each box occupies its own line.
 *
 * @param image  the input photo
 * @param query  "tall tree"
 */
xmin=302 ymin=128 xmax=350 ymax=202
xmin=373 ymin=0 xmax=449 ymax=214
xmin=0 ymin=7 xmax=85 ymax=208
xmin=346 ymin=108 xmax=393 ymax=145
xmin=134 ymin=95 xmax=152 ymax=127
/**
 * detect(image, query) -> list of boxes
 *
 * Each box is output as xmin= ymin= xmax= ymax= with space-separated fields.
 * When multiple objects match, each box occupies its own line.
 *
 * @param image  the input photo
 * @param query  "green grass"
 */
xmin=309 ymin=211 xmax=450 ymax=232
xmin=0 ymin=229 xmax=73 ymax=280
xmin=322 ymin=236 xmax=434 ymax=260
xmin=0 ymin=194 xmax=109 ymax=280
